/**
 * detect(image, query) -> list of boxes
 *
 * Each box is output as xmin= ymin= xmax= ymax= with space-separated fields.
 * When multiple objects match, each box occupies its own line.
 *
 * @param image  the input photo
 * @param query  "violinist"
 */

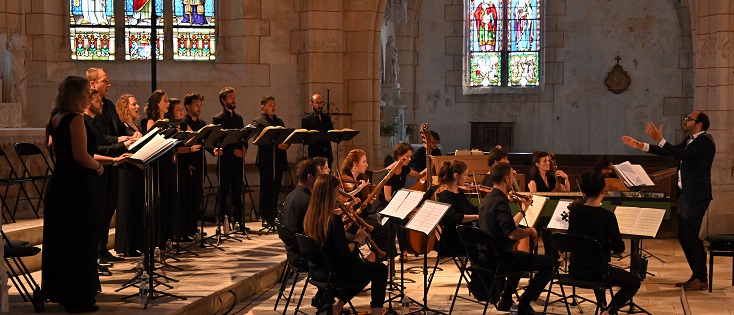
xmin=436 ymin=160 xmax=479 ymax=258
xmin=303 ymin=175 xmax=387 ymax=315
xmin=279 ymin=158 xmax=320 ymax=269
xmin=339 ymin=149 xmax=391 ymax=262
xmin=478 ymin=162 xmax=554 ymax=315
xmin=527 ymin=151 xmax=570 ymax=192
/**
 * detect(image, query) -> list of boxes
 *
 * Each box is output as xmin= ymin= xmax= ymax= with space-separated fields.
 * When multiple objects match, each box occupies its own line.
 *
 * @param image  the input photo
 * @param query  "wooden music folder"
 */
xmin=327 ymin=128 xmax=359 ymax=142
xmin=252 ymin=126 xmax=296 ymax=146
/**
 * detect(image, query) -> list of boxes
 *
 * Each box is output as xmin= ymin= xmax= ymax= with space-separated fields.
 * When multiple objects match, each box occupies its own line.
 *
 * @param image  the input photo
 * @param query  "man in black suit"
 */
xmin=622 ymin=110 xmax=715 ymax=290
xmin=301 ymin=93 xmax=334 ymax=164
xmin=252 ymin=96 xmax=289 ymax=228
xmin=180 ymin=93 xmax=207 ymax=239
xmin=86 ymin=67 xmax=134 ymax=265
xmin=212 ymin=87 xmax=246 ymax=226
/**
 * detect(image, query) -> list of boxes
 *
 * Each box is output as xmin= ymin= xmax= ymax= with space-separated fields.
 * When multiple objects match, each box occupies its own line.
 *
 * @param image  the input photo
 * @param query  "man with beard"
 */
xmin=86 ymin=67 xmax=136 ymax=266
xmin=179 ymin=93 xmax=207 ymax=239
xmin=212 ymin=87 xmax=246 ymax=228
xmin=252 ymin=96 xmax=289 ymax=229
xmin=301 ymin=93 xmax=334 ymax=165
xmin=622 ymin=111 xmax=715 ymax=291
xmin=83 ymin=89 xmax=133 ymax=275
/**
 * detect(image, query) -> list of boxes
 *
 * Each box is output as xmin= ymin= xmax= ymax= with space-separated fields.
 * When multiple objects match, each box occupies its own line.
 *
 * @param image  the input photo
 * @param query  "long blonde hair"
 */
xmin=303 ymin=174 xmax=340 ymax=246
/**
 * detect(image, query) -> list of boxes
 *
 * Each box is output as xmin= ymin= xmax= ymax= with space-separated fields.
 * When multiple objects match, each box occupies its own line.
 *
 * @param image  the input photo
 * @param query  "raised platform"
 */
xmin=5 ymin=227 xmax=285 ymax=314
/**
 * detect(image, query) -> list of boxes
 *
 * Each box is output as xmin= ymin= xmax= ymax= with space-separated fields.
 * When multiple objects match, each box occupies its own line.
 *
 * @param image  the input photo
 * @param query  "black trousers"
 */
xmin=335 ymin=261 xmax=388 ymax=308
xmin=573 ymin=265 xmax=640 ymax=314
xmin=219 ymin=159 xmax=244 ymax=223
xmin=489 ymin=250 xmax=555 ymax=305
xmin=678 ymin=193 xmax=710 ymax=282
xmin=258 ymin=165 xmax=283 ymax=224
xmin=97 ymin=166 xmax=118 ymax=255
xmin=179 ymin=162 xmax=203 ymax=236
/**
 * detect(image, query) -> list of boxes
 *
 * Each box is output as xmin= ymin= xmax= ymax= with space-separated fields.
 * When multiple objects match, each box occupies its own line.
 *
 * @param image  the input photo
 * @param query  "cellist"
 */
xmin=339 ymin=149 xmax=392 ymax=262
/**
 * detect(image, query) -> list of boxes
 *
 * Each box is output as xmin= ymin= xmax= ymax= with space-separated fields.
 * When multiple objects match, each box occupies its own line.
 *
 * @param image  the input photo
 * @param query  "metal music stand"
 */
xmin=218 ymin=126 xmax=259 ymax=239
xmin=202 ymin=128 xmax=243 ymax=246
xmin=121 ymin=131 xmax=186 ymax=308
xmin=252 ymin=127 xmax=295 ymax=235
xmin=328 ymin=129 xmax=359 ymax=168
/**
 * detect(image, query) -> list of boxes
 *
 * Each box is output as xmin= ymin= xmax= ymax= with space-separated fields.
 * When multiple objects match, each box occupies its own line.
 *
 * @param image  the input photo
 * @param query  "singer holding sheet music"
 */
xmin=478 ymin=162 xmax=554 ymax=314
xmin=212 ymin=87 xmax=246 ymax=227
xmin=621 ymin=111 xmax=715 ymax=291
xmin=301 ymin=93 xmax=334 ymax=164
xmin=567 ymin=172 xmax=640 ymax=315
xmin=252 ymin=96 xmax=289 ymax=228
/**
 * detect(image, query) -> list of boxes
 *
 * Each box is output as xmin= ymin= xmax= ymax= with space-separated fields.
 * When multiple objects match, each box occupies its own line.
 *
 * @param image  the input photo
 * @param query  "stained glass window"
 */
xmin=466 ymin=0 xmax=541 ymax=89
xmin=70 ymin=0 xmax=115 ymax=60
xmin=173 ymin=0 xmax=216 ymax=60
xmin=69 ymin=0 xmax=217 ymax=61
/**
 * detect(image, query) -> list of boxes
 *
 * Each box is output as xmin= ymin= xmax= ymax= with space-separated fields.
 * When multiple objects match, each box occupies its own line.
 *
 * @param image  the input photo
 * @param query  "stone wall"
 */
xmin=405 ymin=0 xmax=693 ymax=155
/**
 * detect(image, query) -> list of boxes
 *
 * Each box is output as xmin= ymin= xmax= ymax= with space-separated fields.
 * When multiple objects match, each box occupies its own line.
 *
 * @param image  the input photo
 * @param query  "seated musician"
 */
xmin=410 ymin=130 xmax=441 ymax=172
xmin=303 ymin=175 xmax=387 ymax=315
xmin=279 ymin=158 xmax=320 ymax=269
xmin=436 ymin=160 xmax=479 ymax=258
xmin=567 ymin=172 xmax=640 ymax=315
xmin=527 ymin=151 xmax=569 ymax=192
xmin=314 ymin=156 xmax=331 ymax=175
xmin=593 ymin=155 xmax=616 ymax=177
xmin=340 ymin=149 xmax=390 ymax=262
xmin=482 ymin=145 xmax=510 ymax=187
xmin=478 ymin=162 xmax=554 ymax=315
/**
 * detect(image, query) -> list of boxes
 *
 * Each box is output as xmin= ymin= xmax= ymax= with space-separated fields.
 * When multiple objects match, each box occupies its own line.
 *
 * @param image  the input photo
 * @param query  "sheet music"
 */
xmin=129 ymin=127 xmax=159 ymax=151
xmin=378 ymin=190 xmax=410 ymax=218
xmin=614 ymin=161 xmax=654 ymax=187
xmin=630 ymin=164 xmax=655 ymax=186
xmin=130 ymin=134 xmax=178 ymax=163
xmin=405 ymin=200 xmax=450 ymax=235
xmin=521 ymin=195 xmax=548 ymax=227
xmin=546 ymin=199 xmax=573 ymax=230
xmin=378 ymin=189 xmax=424 ymax=220
xmin=614 ymin=206 xmax=666 ymax=237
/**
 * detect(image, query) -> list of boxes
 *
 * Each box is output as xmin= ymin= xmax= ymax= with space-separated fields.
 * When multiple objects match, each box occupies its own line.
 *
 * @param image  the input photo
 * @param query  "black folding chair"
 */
xmin=0 ymin=148 xmax=25 ymax=223
xmin=2 ymin=230 xmax=44 ymax=312
xmin=274 ymin=220 xmax=310 ymax=315
xmin=544 ymin=232 xmax=615 ymax=315
xmin=13 ymin=143 xmax=54 ymax=218
xmin=454 ymin=225 xmax=521 ymax=315
xmin=294 ymin=233 xmax=362 ymax=315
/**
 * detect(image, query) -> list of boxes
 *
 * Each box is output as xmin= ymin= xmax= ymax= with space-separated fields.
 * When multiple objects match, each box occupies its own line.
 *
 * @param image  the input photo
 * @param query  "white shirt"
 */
xmin=641 ymin=131 xmax=704 ymax=189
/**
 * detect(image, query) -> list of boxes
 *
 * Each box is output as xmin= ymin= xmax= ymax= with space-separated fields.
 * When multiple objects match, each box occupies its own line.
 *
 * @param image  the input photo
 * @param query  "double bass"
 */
xmin=405 ymin=123 xmax=439 ymax=255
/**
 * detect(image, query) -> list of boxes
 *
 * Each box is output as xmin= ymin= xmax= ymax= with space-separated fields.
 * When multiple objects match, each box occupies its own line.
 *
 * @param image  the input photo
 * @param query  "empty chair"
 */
xmin=13 ymin=142 xmax=54 ymax=218
xmin=2 ymin=230 xmax=44 ymax=312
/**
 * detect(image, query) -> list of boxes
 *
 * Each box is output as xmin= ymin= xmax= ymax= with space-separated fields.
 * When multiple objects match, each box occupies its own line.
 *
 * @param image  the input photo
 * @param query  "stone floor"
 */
xmin=6 ymin=233 xmax=734 ymax=314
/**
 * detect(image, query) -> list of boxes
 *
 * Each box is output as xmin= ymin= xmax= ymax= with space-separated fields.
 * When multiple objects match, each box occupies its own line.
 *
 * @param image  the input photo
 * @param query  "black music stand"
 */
xmin=253 ymin=127 xmax=295 ymax=235
xmin=404 ymin=198 xmax=450 ymax=315
xmin=202 ymin=128 xmax=243 ymax=246
xmin=328 ymin=129 xmax=359 ymax=168
xmin=121 ymin=132 xmax=186 ymax=308
xmin=219 ymin=126 xmax=259 ymax=239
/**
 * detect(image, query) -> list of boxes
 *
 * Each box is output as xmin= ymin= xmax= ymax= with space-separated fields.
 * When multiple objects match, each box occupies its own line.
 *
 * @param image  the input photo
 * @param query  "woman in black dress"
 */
xmin=303 ymin=175 xmax=387 ymax=315
xmin=436 ymin=160 xmax=479 ymax=257
xmin=568 ymin=172 xmax=640 ymax=315
xmin=527 ymin=150 xmax=569 ymax=192
xmin=43 ymin=76 xmax=105 ymax=312
xmin=114 ymin=94 xmax=145 ymax=256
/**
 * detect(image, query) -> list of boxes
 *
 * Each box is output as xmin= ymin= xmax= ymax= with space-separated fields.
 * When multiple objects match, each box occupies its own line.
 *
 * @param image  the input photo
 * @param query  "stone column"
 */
xmin=690 ymin=1 xmax=734 ymax=235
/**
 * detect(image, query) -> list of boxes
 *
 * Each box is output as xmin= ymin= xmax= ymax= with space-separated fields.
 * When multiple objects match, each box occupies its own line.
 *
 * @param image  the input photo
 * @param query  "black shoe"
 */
xmin=103 ymin=250 xmax=125 ymax=262
xmin=518 ymin=303 xmax=537 ymax=315
xmin=496 ymin=299 xmax=513 ymax=312
xmin=97 ymin=265 xmax=112 ymax=276
xmin=97 ymin=257 xmax=111 ymax=266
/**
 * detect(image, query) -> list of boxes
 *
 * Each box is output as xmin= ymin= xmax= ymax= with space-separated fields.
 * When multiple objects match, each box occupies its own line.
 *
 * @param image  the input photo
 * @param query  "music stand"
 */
xmin=253 ymin=126 xmax=295 ymax=235
xmin=328 ymin=129 xmax=359 ymax=168
xmin=201 ymin=128 xmax=243 ymax=246
xmin=122 ymin=133 xmax=186 ymax=308
xmin=218 ymin=127 xmax=259 ymax=239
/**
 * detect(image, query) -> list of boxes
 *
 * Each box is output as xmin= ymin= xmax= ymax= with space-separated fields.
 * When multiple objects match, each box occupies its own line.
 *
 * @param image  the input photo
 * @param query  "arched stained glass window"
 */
xmin=69 ymin=0 xmax=217 ymax=61
xmin=173 ymin=0 xmax=216 ymax=60
xmin=465 ymin=0 xmax=540 ymax=90
xmin=70 ymin=0 xmax=116 ymax=60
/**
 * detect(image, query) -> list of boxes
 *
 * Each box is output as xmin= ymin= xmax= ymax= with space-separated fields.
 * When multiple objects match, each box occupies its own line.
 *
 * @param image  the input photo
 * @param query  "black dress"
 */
xmin=42 ymin=113 xmax=99 ymax=308
xmin=436 ymin=190 xmax=478 ymax=257
xmin=115 ymin=121 xmax=145 ymax=255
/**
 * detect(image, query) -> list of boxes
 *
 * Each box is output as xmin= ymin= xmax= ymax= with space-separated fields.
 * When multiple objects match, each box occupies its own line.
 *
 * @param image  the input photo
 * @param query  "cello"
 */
xmin=404 ymin=123 xmax=439 ymax=255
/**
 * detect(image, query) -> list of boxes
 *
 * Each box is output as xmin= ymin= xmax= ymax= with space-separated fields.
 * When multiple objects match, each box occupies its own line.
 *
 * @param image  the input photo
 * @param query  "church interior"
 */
xmin=0 ymin=0 xmax=733 ymax=314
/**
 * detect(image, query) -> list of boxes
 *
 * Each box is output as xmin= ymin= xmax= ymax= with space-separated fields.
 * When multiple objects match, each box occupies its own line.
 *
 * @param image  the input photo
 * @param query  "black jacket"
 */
xmin=252 ymin=114 xmax=288 ymax=170
xmin=301 ymin=112 xmax=334 ymax=163
xmin=647 ymin=133 xmax=715 ymax=203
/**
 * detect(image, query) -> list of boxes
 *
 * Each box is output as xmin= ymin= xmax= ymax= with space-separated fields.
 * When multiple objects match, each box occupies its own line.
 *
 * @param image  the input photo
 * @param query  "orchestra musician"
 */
xmin=593 ymin=154 xmax=616 ymax=177
xmin=411 ymin=130 xmax=441 ymax=172
xmin=527 ymin=151 xmax=569 ymax=192
xmin=478 ymin=162 xmax=554 ymax=315
xmin=339 ymin=149 xmax=390 ymax=262
xmin=436 ymin=160 xmax=479 ymax=258
xmin=314 ymin=156 xmax=331 ymax=175
xmin=567 ymin=172 xmax=640 ymax=315
xmin=279 ymin=158 xmax=320 ymax=269
xmin=303 ymin=174 xmax=387 ymax=315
